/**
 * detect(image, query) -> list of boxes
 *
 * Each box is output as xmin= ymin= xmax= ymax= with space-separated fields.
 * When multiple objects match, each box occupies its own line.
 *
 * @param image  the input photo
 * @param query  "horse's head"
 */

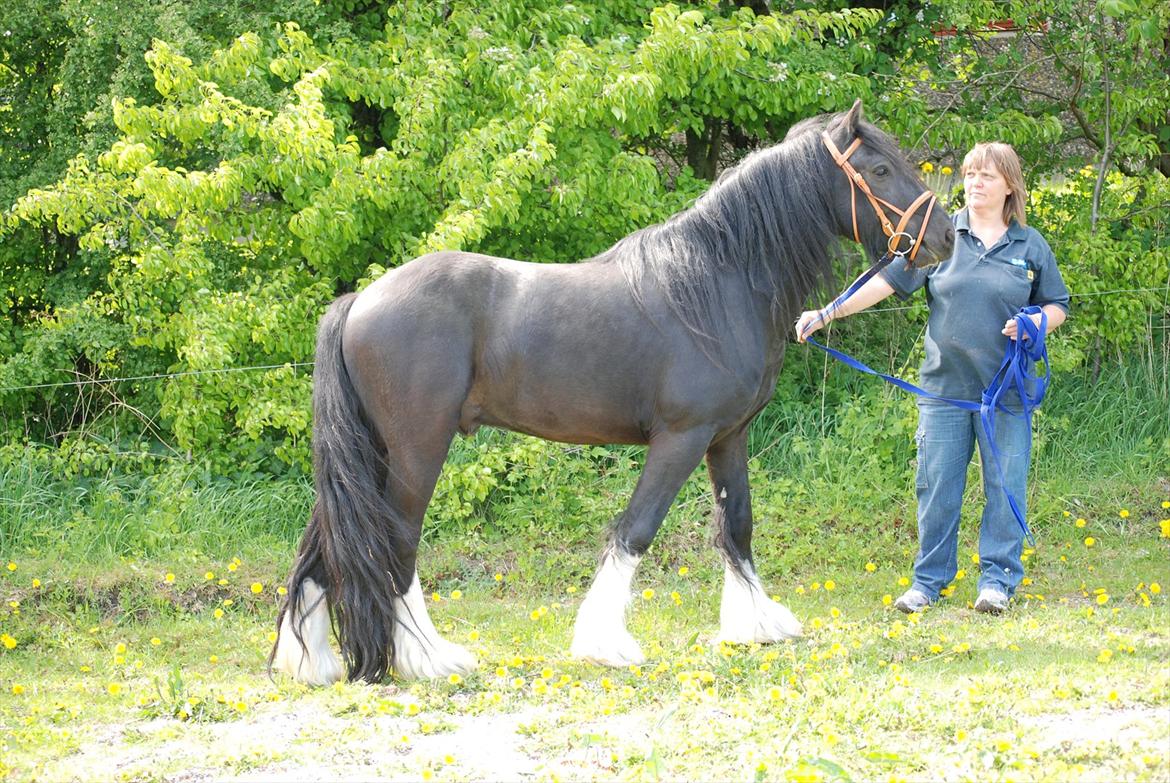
xmin=820 ymin=100 xmax=954 ymax=267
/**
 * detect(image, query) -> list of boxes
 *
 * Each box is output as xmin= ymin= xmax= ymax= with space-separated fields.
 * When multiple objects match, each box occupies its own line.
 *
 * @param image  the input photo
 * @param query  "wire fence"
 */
xmin=0 ymin=286 xmax=1164 ymax=395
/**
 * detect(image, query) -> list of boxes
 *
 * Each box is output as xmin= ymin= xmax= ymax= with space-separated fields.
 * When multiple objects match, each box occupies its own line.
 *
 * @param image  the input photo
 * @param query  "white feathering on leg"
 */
xmin=570 ymin=549 xmax=645 ymax=667
xmin=391 ymin=573 xmax=477 ymax=680
xmin=715 ymin=561 xmax=803 ymax=644
xmin=272 ymin=578 xmax=345 ymax=686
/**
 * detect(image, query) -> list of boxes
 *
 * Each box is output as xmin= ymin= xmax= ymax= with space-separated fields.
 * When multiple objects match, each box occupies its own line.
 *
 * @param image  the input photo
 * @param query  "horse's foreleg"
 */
xmin=708 ymin=430 xmax=802 ymax=644
xmin=571 ymin=428 xmax=712 ymax=667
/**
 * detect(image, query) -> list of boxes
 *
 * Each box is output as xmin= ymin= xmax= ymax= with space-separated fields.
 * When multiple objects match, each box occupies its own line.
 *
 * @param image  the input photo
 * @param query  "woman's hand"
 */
xmin=1001 ymin=312 xmax=1044 ymax=341
xmin=795 ymin=310 xmax=827 ymax=343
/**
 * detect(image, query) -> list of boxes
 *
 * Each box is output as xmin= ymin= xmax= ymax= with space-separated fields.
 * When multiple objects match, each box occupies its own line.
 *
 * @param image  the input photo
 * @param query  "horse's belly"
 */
xmin=461 ymin=395 xmax=648 ymax=446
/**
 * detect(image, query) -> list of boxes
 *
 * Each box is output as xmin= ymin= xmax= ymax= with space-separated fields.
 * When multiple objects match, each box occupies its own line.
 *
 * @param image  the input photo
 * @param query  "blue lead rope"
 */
xmin=803 ymin=256 xmax=1049 ymax=545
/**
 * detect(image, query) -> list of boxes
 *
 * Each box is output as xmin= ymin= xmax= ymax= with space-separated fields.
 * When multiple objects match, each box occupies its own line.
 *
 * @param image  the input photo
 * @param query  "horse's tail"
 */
xmin=270 ymin=292 xmax=411 ymax=683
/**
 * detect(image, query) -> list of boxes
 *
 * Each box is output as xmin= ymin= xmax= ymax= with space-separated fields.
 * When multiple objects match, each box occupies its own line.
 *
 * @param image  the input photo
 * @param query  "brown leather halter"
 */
xmin=821 ymin=131 xmax=938 ymax=261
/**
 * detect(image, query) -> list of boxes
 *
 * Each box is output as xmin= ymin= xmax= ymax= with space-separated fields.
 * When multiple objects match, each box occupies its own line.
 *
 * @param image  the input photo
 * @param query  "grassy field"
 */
xmin=2 ymin=490 xmax=1167 ymax=782
xmin=1 ymin=358 xmax=1167 ymax=781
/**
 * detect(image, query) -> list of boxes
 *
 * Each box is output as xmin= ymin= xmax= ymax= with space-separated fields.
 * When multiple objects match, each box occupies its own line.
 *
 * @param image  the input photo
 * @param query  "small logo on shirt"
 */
xmin=1006 ymin=257 xmax=1028 ymax=268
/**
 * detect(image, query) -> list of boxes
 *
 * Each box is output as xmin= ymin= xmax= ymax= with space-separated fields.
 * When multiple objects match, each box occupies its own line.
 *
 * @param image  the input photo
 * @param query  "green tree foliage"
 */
xmin=0 ymin=1 xmax=1165 ymax=477
xmin=0 ymin=1 xmax=884 ymax=474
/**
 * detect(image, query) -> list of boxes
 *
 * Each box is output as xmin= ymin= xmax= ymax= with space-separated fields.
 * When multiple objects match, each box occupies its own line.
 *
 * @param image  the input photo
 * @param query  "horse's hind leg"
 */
xmin=360 ymin=386 xmax=479 ymax=680
xmin=708 ymin=429 xmax=802 ymax=644
xmin=571 ymin=428 xmax=712 ymax=666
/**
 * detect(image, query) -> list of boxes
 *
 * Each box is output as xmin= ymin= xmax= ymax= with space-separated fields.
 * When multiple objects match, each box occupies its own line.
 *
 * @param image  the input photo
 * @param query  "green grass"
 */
xmin=2 ymin=495 xmax=1168 ymax=781
xmin=1 ymin=360 xmax=1167 ymax=780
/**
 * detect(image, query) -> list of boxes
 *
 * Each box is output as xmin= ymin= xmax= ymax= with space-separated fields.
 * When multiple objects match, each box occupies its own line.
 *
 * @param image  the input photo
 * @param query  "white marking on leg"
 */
xmin=272 ymin=578 xmax=345 ymax=686
xmin=715 ymin=561 xmax=803 ymax=645
xmin=392 ymin=573 xmax=477 ymax=680
xmin=571 ymin=549 xmax=645 ymax=667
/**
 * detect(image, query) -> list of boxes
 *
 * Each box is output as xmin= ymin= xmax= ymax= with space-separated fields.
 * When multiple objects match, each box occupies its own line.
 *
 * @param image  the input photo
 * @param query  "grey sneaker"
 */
xmin=893 ymin=588 xmax=931 ymax=614
xmin=974 ymin=588 xmax=1009 ymax=614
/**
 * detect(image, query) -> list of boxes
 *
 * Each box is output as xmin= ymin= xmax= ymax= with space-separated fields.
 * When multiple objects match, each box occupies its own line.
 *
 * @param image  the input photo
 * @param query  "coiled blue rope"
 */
xmin=802 ymin=255 xmax=1049 ymax=545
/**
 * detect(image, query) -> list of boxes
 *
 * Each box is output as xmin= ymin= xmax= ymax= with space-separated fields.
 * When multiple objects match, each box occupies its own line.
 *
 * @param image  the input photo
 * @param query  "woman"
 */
xmin=796 ymin=142 xmax=1070 ymax=614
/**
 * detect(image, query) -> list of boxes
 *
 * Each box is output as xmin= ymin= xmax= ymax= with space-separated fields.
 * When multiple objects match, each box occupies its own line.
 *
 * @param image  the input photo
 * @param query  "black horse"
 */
xmin=271 ymin=100 xmax=955 ymax=684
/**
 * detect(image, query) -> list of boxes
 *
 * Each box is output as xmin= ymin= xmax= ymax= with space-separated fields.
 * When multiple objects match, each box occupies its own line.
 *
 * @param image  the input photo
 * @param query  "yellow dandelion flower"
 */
xmin=431 ymin=592 xmax=442 ymax=602
xmin=494 ymin=573 xmax=503 ymax=582
xmin=1097 ymin=593 xmax=1109 ymax=605
xmin=529 ymin=609 xmax=541 ymax=621
xmin=79 ymin=665 xmax=90 ymax=672
xmin=250 ymin=582 xmax=263 ymax=594
xmin=921 ymin=162 xmax=934 ymax=174
xmin=31 ymin=578 xmax=41 ymax=589
xmin=865 ymin=562 xmax=876 ymax=573
xmin=228 ymin=563 xmax=238 ymax=572
xmin=1 ymin=634 xmax=16 ymax=649
xmin=164 ymin=573 xmax=175 ymax=584
xmin=882 ymin=594 xmax=892 ymax=606
xmin=6 ymin=562 xmax=15 ymax=572
xmin=1107 ymin=690 xmax=1118 ymax=702
xmin=150 ymin=637 xmax=161 ymax=646
xmin=267 ymin=631 xmax=278 ymax=642
xmin=468 ymin=630 xmax=480 ymax=642
xmin=641 ymin=588 xmax=655 ymax=600
xmin=824 ymin=580 xmax=836 ymax=591
xmin=1161 ymin=519 xmax=1170 ymax=538
xmin=407 ymin=703 xmax=420 ymax=715
xmin=810 ymin=581 xmax=821 ymax=591
xmin=970 ymin=553 xmax=980 ymax=565
xmin=11 ymin=684 xmax=24 ymax=695
xmin=1097 ymin=649 xmax=1113 ymax=663
xmin=204 ymin=571 xmax=214 ymax=580
xmin=222 ymin=598 xmax=234 ymax=607
xmin=421 ymin=769 xmax=434 ymax=782
xmin=1150 ymin=582 xmax=1161 ymax=594
xmin=671 ymin=591 xmax=682 ymax=605
xmin=1119 ymin=509 xmax=1129 ymax=519
xmin=941 ymin=165 xmax=953 ymax=176
xmin=794 ymin=585 xmax=805 ymax=595
xmin=107 ymin=683 xmax=122 ymax=695
xmin=767 ymin=686 xmax=782 ymax=701
xmin=448 ymin=673 xmax=463 ymax=685
xmin=450 ymin=590 xmax=462 ymax=600
xmin=277 ymin=586 xmax=287 ymax=595
xmin=898 ymin=577 xmax=910 ymax=587
xmin=209 ymin=655 xmax=219 ymax=663
xmin=234 ymin=701 xmax=247 ymax=712
xmin=1162 ymin=501 xmax=1170 ymax=509
xmin=830 ymin=607 xmax=841 ymax=618
xmin=444 ymin=754 xmax=455 ymax=765
xmin=114 ymin=642 xmax=127 ymax=655
xmin=214 ymin=608 xmax=224 ymax=619
xmin=565 ymin=585 xmax=577 ymax=594
xmin=678 ymin=566 xmax=689 ymax=576
xmin=1084 ymin=537 xmax=1096 ymax=547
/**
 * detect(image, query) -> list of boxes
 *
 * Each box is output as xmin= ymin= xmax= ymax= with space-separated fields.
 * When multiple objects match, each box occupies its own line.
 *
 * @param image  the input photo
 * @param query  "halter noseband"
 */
xmin=821 ymin=131 xmax=938 ymax=261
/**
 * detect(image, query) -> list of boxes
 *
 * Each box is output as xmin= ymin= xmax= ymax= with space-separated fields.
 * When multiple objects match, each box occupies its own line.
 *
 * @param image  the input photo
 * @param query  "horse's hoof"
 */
xmin=570 ymin=631 xmax=646 ymax=668
xmin=394 ymin=640 xmax=478 ymax=680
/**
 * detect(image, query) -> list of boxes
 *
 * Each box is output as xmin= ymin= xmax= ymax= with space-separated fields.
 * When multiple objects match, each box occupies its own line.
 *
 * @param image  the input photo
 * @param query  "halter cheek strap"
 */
xmin=821 ymin=131 xmax=939 ymax=261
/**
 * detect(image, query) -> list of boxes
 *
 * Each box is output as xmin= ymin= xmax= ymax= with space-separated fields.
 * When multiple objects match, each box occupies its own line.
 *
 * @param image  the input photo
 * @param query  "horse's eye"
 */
xmin=874 ymin=165 xmax=889 ymax=177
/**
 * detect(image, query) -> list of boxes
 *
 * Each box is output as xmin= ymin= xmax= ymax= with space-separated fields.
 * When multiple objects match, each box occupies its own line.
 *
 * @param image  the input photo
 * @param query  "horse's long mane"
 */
xmin=599 ymin=111 xmax=900 ymax=351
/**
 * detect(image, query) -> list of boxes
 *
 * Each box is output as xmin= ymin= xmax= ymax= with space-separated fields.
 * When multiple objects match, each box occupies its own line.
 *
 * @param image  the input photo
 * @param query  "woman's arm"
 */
xmin=1001 ymin=303 xmax=1067 ymax=340
xmin=794 ymin=275 xmax=897 ymax=343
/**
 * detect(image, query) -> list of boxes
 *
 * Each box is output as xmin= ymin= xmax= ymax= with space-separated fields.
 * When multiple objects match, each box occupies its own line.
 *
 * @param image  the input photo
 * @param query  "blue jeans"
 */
xmin=911 ymin=398 xmax=1032 ymax=601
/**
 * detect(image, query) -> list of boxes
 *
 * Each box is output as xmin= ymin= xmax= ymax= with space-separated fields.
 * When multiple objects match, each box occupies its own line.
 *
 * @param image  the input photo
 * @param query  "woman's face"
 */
xmin=963 ymin=162 xmax=1012 ymax=217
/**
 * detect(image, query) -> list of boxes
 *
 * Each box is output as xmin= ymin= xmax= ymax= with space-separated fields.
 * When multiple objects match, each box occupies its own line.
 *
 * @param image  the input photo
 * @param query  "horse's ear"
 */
xmin=842 ymin=99 xmax=864 ymax=136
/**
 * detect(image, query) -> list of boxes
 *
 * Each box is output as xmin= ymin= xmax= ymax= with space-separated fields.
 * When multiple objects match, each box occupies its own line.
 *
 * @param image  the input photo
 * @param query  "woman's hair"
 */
xmin=962 ymin=142 xmax=1028 ymax=226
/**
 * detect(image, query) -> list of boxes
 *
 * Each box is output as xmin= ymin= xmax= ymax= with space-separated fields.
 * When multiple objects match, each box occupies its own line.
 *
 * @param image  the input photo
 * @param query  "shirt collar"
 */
xmin=955 ymin=208 xmax=1027 ymax=241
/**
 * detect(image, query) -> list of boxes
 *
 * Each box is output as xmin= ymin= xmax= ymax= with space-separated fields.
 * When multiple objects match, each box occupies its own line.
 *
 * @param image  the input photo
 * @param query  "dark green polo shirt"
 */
xmin=879 ymin=208 xmax=1070 ymax=403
